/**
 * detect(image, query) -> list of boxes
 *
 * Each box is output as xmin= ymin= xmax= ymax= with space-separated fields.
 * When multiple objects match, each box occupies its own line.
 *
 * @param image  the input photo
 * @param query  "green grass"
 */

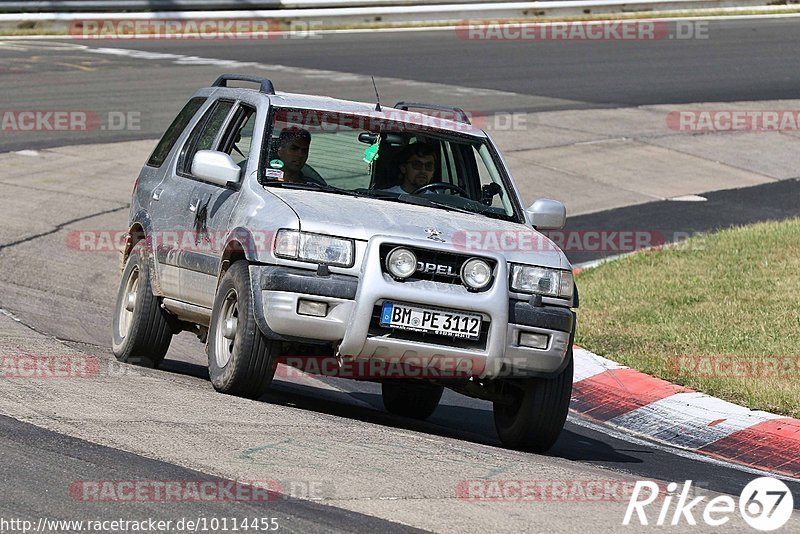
xmin=575 ymin=219 xmax=800 ymax=418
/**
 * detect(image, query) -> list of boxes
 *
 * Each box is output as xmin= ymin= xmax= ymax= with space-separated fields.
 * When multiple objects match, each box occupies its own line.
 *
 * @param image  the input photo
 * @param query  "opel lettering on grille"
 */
xmin=416 ymin=262 xmax=458 ymax=277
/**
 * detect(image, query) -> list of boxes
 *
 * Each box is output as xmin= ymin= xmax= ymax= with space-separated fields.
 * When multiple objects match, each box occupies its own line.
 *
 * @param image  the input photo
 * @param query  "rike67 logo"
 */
xmin=624 ymin=477 xmax=794 ymax=531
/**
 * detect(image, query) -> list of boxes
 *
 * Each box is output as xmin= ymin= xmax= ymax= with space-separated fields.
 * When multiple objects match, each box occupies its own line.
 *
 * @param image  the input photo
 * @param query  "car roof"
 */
xmin=274 ymin=92 xmax=487 ymax=137
xmin=202 ymin=86 xmax=487 ymax=138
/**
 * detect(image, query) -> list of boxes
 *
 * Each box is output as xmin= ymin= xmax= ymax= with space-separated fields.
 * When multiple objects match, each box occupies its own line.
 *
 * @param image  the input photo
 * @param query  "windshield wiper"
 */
xmin=263 ymin=180 xmax=360 ymax=197
xmin=394 ymin=194 xmax=475 ymax=215
xmin=263 ymin=180 xmax=326 ymax=190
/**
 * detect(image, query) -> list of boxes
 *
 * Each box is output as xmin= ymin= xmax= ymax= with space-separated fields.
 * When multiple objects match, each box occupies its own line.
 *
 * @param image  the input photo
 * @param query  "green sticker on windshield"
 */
xmin=363 ymin=141 xmax=380 ymax=164
xmin=269 ymin=159 xmax=284 ymax=169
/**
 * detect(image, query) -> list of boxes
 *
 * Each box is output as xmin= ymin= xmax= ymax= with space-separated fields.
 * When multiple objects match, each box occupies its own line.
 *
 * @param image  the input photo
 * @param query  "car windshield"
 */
xmin=261 ymin=107 xmax=520 ymax=222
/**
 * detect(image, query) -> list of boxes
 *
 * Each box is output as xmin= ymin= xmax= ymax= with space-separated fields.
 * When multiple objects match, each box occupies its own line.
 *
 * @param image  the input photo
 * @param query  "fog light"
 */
xmin=461 ymin=258 xmax=492 ymax=290
xmin=518 ymin=332 xmax=549 ymax=349
xmin=297 ymin=299 xmax=328 ymax=317
xmin=386 ymin=247 xmax=417 ymax=279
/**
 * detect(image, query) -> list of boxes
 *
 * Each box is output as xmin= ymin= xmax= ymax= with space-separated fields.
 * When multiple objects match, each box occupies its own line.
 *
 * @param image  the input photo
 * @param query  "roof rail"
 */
xmin=212 ymin=74 xmax=275 ymax=95
xmin=394 ymin=101 xmax=471 ymax=125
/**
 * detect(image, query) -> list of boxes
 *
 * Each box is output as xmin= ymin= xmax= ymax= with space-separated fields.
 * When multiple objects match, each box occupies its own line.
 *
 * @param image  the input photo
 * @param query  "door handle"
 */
xmin=152 ymin=186 xmax=164 ymax=201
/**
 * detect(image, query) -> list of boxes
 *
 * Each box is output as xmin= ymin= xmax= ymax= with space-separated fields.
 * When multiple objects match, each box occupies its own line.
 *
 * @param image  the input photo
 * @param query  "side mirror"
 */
xmin=526 ymin=198 xmax=566 ymax=230
xmin=191 ymin=150 xmax=241 ymax=187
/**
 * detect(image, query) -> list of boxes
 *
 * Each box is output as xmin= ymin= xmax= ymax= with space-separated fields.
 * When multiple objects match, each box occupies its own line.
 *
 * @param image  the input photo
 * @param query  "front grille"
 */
xmin=379 ymin=244 xmax=495 ymax=290
xmin=368 ymin=303 xmax=490 ymax=350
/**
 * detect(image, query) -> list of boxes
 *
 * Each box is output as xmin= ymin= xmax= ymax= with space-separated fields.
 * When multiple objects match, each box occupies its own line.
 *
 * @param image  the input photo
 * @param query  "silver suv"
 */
xmin=112 ymin=75 xmax=577 ymax=452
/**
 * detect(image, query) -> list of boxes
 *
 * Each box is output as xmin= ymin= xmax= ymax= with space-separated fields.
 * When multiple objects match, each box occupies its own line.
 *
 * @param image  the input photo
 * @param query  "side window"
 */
xmin=178 ymin=100 xmax=234 ymax=175
xmin=474 ymin=145 xmax=513 ymax=214
xmin=440 ymin=142 xmax=458 ymax=185
xmin=446 ymin=141 xmax=481 ymax=197
xmin=146 ymin=97 xmax=206 ymax=168
xmin=220 ymin=105 xmax=256 ymax=167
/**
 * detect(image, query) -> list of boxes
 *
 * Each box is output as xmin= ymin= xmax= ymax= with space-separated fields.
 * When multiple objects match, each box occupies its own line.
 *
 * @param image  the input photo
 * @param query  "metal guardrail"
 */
xmin=4 ymin=0 xmax=778 ymax=13
xmin=0 ymin=0 xmax=783 ymax=25
xmin=0 ymin=1 xmax=266 ymax=12
xmin=0 ymin=0 xmax=512 ymax=13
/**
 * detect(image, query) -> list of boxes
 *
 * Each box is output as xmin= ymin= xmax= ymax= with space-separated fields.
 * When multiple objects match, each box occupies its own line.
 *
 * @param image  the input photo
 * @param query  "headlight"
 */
xmin=274 ymin=229 xmax=354 ymax=267
xmin=510 ymin=264 xmax=573 ymax=299
xmin=461 ymin=258 xmax=492 ymax=290
xmin=385 ymin=247 xmax=417 ymax=279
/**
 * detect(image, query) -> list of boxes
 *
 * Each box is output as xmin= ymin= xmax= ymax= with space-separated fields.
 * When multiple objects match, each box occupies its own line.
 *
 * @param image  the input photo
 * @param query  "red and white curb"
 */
xmin=572 ymin=346 xmax=800 ymax=478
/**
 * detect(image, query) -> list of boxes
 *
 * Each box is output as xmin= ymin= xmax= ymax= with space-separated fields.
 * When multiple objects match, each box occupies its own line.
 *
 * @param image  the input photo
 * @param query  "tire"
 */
xmin=207 ymin=261 xmax=276 ymax=399
xmin=382 ymin=381 xmax=444 ymax=420
xmin=112 ymin=240 xmax=173 ymax=368
xmin=492 ymin=349 xmax=574 ymax=453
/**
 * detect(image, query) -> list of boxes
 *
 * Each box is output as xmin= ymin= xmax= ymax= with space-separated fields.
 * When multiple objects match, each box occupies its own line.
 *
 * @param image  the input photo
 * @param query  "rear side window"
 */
xmin=146 ymin=97 xmax=206 ymax=168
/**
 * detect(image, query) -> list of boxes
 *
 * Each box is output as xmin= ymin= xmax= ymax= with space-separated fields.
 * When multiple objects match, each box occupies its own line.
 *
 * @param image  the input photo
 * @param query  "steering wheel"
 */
xmin=412 ymin=182 xmax=470 ymax=198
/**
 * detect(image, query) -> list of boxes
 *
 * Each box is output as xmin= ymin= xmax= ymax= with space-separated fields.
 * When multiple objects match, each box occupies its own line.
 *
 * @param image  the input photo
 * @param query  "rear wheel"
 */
xmin=493 ymin=349 xmax=573 ymax=453
xmin=207 ymin=261 xmax=276 ymax=399
xmin=382 ymin=381 xmax=444 ymax=420
xmin=112 ymin=240 xmax=173 ymax=368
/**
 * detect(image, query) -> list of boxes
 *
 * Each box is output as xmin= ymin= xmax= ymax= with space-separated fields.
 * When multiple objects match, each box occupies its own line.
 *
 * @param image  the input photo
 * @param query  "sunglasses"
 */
xmin=408 ymin=159 xmax=436 ymax=172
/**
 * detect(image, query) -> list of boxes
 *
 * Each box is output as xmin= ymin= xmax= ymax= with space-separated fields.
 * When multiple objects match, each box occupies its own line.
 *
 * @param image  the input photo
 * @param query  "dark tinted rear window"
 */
xmin=146 ymin=97 xmax=206 ymax=168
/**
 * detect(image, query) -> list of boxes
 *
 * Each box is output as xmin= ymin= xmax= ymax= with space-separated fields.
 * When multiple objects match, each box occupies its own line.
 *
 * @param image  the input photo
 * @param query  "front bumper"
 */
xmin=251 ymin=237 xmax=574 ymax=379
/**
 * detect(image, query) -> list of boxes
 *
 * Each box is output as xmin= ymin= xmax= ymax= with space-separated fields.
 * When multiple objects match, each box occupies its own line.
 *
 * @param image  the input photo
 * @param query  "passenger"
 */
xmin=383 ymin=143 xmax=438 ymax=194
xmin=270 ymin=127 xmax=324 ymax=184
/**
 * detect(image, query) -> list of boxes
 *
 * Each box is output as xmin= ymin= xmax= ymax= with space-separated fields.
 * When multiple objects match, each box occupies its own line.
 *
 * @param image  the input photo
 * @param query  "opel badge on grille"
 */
xmin=424 ymin=228 xmax=445 ymax=242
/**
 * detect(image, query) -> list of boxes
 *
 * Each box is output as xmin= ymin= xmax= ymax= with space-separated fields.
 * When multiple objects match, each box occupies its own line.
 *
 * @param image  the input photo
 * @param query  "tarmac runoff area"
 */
xmin=1 ymin=101 xmax=800 ymax=530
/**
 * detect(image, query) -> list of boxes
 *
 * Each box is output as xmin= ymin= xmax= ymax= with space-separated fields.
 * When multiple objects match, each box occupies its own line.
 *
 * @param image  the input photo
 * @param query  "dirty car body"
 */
xmin=112 ymin=75 xmax=577 ymax=452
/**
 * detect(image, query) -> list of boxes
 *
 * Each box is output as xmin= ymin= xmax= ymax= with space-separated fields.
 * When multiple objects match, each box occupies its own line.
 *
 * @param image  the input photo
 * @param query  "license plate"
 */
xmin=379 ymin=302 xmax=482 ymax=340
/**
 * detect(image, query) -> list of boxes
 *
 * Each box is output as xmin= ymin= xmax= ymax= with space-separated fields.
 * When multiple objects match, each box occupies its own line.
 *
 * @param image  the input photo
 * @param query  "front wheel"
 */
xmin=112 ymin=240 xmax=173 ymax=368
xmin=492 ymin=350 xmax=573 ymax=453
xmin=207 ymin=261 xmax=277 ymax=399
xmin=382 ymin=381 xmax=444 ymax=420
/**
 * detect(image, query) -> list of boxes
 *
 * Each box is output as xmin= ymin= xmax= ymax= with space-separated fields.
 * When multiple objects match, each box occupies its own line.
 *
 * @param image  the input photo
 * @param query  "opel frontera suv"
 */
xmin=113 ymin=74 xmax=577 ymax=452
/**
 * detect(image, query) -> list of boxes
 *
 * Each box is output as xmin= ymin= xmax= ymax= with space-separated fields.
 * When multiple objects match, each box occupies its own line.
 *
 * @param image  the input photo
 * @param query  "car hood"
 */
xmin=268 ymin=189 xmax=570 ymax=270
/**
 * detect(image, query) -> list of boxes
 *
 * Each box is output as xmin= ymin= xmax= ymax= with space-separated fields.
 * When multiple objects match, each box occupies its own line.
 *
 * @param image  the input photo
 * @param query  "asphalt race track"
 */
xmin=3 ymin=18 xmax=800 ymax=151
xmin=61 ymin=19 xmax=800 ymax=108
xmin=1 ymin=18 xmax=800 ymax=532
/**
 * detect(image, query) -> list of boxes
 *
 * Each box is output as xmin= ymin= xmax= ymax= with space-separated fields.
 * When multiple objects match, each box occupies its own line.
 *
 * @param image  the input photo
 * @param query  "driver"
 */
xmin=382 ymin=143 xmax=438 ymax=194
xmin=269 ymin=127 xmax=325 ymax=184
